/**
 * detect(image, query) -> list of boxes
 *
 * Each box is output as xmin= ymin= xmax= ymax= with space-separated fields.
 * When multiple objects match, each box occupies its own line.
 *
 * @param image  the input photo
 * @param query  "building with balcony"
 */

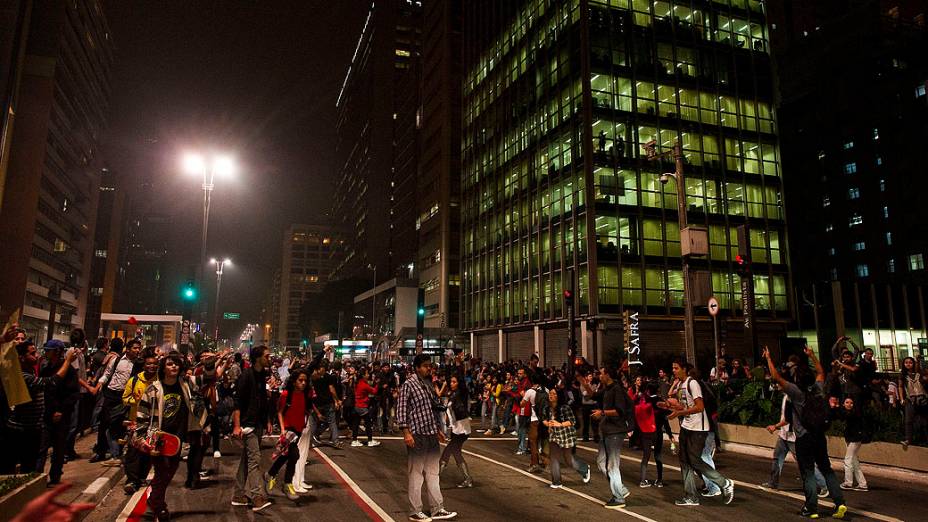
xmin=278 ymin=224 xmax=337 ymax=348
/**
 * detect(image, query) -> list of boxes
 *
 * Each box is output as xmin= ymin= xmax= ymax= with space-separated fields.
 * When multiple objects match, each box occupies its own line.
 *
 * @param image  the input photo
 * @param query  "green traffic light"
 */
xmin=418 ymin=308 xmax=425 ymax=316
xmin=182 ymin=286 xmax=196 ymax=300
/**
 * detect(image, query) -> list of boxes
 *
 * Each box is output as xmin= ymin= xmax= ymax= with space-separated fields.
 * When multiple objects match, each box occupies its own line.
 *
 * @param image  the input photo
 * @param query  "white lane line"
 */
xmin=82 ymin=476 xmax=111 ymax=495
xmin=573 ymin=445 xmax=903 ymax=522
xmin=314 ymin=447 xmax=397 ymax=522
xmin=115 ymin=485 xmax=149 ymax=522
xmin=460 ymin=447 xmax=659 ymax=522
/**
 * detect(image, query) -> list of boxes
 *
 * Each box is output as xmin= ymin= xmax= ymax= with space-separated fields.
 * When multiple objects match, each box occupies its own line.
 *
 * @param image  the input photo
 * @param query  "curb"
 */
xmin=71 ymin=464 xmax=125 ymax=521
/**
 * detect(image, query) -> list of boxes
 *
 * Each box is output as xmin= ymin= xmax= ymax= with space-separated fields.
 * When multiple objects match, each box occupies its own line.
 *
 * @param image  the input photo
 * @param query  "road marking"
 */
xmin=314 ymin=447 xmax=397 ymax=522
xmin=116 ymin=485 xmax=150 ymax=522
xmin=460 ymin=447 xmax=659 ymax=522
xmin=82 ymin=476 xmax=111 ymax=495
xmin=572 ymin=444 xmax=903 ymax=522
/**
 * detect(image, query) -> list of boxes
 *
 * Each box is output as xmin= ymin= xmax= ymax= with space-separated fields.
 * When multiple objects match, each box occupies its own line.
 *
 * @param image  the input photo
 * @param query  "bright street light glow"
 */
xmin=183 ymin=152 xmax=206 ymax=174
xmin=223 ymin=258 xmax=232 ymax=265
xmin=210 ymin=257 xmax=217 ymax=264
xmin=213 ymin=155 xmax=236 ymax=177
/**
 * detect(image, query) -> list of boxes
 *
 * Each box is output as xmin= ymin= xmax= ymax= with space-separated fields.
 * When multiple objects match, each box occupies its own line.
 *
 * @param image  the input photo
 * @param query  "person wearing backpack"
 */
xmin=689 ymin=369 xmax=722 ymax=498
xmin=121 ymin=349 xmax=159 ymax=493
xmin=591 ymin=366 xmax=635 ymax=509
xmin=763 ymin=346 xmax=847 ymax=519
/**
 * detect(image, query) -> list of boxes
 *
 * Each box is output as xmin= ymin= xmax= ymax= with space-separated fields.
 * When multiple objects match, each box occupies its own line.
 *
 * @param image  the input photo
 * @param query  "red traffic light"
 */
xmin=563 ymin=289 xmax=573 ymax=299
xmin=735 ymin=254 xmax=746 ymax=265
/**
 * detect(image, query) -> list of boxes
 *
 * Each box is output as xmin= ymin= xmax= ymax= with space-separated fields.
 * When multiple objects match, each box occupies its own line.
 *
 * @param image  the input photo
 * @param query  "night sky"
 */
xmin=101 ymin=1 xmax=368 ymax=328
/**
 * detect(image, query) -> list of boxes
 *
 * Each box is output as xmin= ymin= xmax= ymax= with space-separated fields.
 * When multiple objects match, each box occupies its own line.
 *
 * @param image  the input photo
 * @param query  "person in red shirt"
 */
xmin=265 ymin=370 xmax=315 ymax=501
xmin=351 ymin=368 xmax=381 ymax=447
xmin=634 ymin=381 xmax=674 ymax=488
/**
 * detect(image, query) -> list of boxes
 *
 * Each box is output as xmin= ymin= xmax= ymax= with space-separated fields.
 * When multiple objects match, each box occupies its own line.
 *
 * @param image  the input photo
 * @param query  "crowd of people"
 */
xmin=5 ymin=321 xmax=926 ymax=521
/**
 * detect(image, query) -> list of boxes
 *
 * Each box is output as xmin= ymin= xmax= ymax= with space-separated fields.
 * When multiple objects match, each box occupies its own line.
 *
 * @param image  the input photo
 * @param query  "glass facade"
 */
xmin=462 ymin=0 xmax=788 ymax=333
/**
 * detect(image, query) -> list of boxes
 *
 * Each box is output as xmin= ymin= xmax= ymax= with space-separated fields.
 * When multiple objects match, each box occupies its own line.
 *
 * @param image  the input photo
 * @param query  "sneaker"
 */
xmin=265 ymin=472 xmax=276 ymax=492
xmin=230 ymin=495 xmax=250 ymax=506
xmin=457 ymin=477 xmax=473 ymax=488
xmin=854 ymin=485 xmax=868 ymax=492
xmin=831 ymin=504 xmax=848 ymax=519
xmin=604 ymin=497 xmax=626 ymax=509
xmin=300 ymin=482 xmax=314 ymax=490
xmin=674 ymin=497 xmax=700 ymax=506
xmin=701 ymin=488 xmax=721 ymax=497
xmin=639 ymin=480 xmax=652 ymax=488
xmin=901 ymin=440 xmax=910 ymax=450
xmin=760 ymin=481 xmax=778 ymax=490
xmin=367 ymin=440 xmax=381 ymax=447
xmin=582 ymin=467 xmax=591 ymax=484
xmin=549 ymin=483 xmax=562 ymax=489
xmin=818 ymin=487 xmax=829 ymax=498
xmin=623 ymin=489 xmax=632 ymax=499
xmin=839 ymin=483 xmax=853 ymax=490
xmin=527 ymin=465 xmax=542 ymax=474
xmin=515 ymin=450 xmax=526 ymax=455
xmin=123 ymin=483 xmax=137 ymax=495
xmin=252 ymin=495 xmax=272 ymax=512
xmin=498 ymin=427 xmax=505 ymax=435
xmin=431 ymin=508 xmax=457 ymax=520
xmin=351 ymin=440 xmax=365 ymax=447
xmin=654 ymin=480 xmax=665 ymax=488
xmin=213 ymin=450 xmax=222 ymax=458
xmin=510 ymin=431 xmax=517 ymax=436
xmin=408 ymin=512 xmax=432 ymax=522
xmin=103 ymin=458 xmax=122 ymax=467
xmin=722 ymin=479 xmax=735 ymax=505
xmin=284 ymin=484 xmax=299 ymax=500
xmin=799 ymin=507 xmax=820 ymax=518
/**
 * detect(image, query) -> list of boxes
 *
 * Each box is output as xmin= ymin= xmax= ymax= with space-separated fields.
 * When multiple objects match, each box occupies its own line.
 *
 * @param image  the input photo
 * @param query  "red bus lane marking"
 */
xmin=314 ymin=447 xmax=396 ymax=522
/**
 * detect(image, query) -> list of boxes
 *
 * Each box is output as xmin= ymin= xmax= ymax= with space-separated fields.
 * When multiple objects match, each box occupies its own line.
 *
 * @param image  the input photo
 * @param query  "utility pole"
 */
xmin=736 ymin=224 xmax=759 ymax=364
xmin=565 ymin=268 xmax=577 ymax=375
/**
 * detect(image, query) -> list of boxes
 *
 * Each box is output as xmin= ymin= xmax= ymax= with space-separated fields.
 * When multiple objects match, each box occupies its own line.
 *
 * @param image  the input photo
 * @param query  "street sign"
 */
xmin=708 ymin=296 xmax=720 ymax=317
xmin=180 ymin=320 xmax=191 ymax=345
xmin=223 ymin=312 xmax=240 ymax=320
xmin=415 ymin=333 xmax=424 ymax=354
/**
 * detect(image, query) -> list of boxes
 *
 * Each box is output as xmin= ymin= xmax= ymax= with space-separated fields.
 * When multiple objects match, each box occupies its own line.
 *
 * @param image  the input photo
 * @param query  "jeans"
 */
xmin=407 ymin=434 xmax=443 ymax=514
xmin=149 ymin=455 xmax=181 ymax=514
xmin=440 ymin=433 xmax=468 ymax=466
xmin=700 ymin=431 xmax=722 ymax=495
xmin=124 ymin=444 xmax=152 ymax=487
xmin=581 ymin=404 xmax=598 ymax=441
xmin=489 ymin=403 xmax=499 ymax=430
xmin=903 ymin=400 xmax=925 ymax=443
xmin=37 ymin=410 xmax=72 ymax=482
xmin=550 ymin=442 xmax=589 ymax=485
xmin=234 ymin=427 xmax=265 ymax=501
xmin=186 ymin=431 xmax=206 ymax=484
xmin=639 ymin=431 xmax=663 ymax=483
xmin=769 ymin=437 xmax=825 ymax=488
xmin=795 ymin=433 xmax=845 ymax=511
xmin=528 ymin=420 xmax=541 ymax=466
xmin=517 ymin=415 xmax=530 ymax=452
xmin=351 ymin=407 xmax=374 ymax=442
xmin=500 ymin=402 xmax=513 ymax=431
xmin=843 ymin=441 xmax=867 ymax=488
xmin=597 ymin=433 xmax=630 ymax=500
xmin=316 ymin=404 xmax=339 ymax=443
xmin=679 ymin=428 xmax=728 ymax=500
xmin=96 ymin=389 xmax=125 ymax=458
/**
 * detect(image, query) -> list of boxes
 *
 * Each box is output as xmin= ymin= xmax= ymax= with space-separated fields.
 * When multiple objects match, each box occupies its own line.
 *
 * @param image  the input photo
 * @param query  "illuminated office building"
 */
xmin=462 ymin=0 xmax=788 ymax=368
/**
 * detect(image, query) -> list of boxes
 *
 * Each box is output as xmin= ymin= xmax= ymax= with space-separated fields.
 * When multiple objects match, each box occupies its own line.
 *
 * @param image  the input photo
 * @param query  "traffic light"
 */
xmin=734 ymin=253 xmax=750 ymax=276
xmin=416 ymin=288 xmax=425 ymax=334
xmin=563 ymin=288 xmax=574 ymax=307
xmin=181 ymin=280 xmax=197 ymax=301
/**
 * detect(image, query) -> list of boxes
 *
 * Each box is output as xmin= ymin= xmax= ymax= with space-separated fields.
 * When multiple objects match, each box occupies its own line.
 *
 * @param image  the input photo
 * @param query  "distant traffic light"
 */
xmin=563 ymin=288 xmax=574 ymax=307
xmin=416 ymin=288 xmax=425 ymax=335
xmin=735 ymin=253 xmax=750 ymax=276
xmin=181 ymin=280 xmax=197 ymax=301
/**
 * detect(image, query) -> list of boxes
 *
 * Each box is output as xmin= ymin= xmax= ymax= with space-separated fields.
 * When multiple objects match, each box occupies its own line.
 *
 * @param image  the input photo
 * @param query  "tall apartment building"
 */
xmin=0 ymin=0 xmax=113 ymax=339
xmin=85 ymin=167 xmax=128 ymax=336
xmin=278 ymin=224 xmax=336 ymax=348
xmin=770 ymin=0 xmax=928 ymax=367
xmin=462 ymin=0 xmax=788 ymax=369
xmin=118 ymin=213 xmax=172 ymax=314
xmin=417 ymin=0 xmax=463 ymax=331
xmin=331 ymin=0 xmax=422 ymax=283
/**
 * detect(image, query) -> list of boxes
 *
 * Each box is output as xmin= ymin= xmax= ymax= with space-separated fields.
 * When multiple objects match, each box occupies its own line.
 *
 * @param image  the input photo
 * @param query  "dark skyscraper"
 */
xmin=85 ymin=166 xmax=128 ymax=337
xmin=770 ymin=0 xmax=928 ymax=367
xmin=0 ymin=0 xmax=113 ymax=340
xmin=331 ymin=0 xmax=423 ymax=283
xmin=461 ymin=0 xmax=787 ymax=368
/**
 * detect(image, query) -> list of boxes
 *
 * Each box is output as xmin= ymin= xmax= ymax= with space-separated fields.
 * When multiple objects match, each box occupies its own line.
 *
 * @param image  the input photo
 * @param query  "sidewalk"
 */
xmin=42 ymin=432 xmax=125 ymax=521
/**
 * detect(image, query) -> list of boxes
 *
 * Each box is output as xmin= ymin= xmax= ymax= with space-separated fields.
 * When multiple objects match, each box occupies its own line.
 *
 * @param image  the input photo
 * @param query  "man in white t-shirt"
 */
xmin=522 ymin=375 xmax=546 ymax=473
xmin=762 ymin=391 xmax=827 ymax=493
xmin=662 ymin=359 xmax=733 ymax=507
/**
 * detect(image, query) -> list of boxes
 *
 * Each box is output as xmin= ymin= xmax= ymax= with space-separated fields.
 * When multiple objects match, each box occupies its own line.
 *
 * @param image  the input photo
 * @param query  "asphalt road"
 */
xmin=87 ymin=427 xmax=918 ymax=522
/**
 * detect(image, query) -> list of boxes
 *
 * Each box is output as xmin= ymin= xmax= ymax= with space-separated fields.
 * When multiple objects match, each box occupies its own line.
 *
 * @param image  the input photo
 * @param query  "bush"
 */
xmin=715 ymin=380 xmax=779 ymax=428
xmin=0 ymin=473 xmax=39 ymax=499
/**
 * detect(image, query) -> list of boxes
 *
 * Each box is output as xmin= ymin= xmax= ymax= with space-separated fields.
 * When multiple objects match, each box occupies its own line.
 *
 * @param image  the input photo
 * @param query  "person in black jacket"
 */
xmin=591 ymin=366 xmax=636 ymax=509
xmin=833 ymin=396 xmax=869 ymax=491
xmin=37 ymin=340 xmax=81 ymax=485
xmin=231 ymin=345 xmax=272 ymax=512
xmin=439 ymin=354 xmax=473 ymax=488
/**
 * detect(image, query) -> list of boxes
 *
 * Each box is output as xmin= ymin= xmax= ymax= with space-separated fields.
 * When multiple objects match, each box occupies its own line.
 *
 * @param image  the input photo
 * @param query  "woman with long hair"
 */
xmin=635 ymin=381 xmax=673 ymax=487
xmin=265 ymin=369 xmax=314 ymax=501
xmin=439 ymin=355 xmax=473 ymax=487
xmin=899 ymin=356 xmax=928 ymax=448
xmin=350 ymin=367 xmax=380 ymax=447
xmin=542 ymin=387 xmax=591 ymax=488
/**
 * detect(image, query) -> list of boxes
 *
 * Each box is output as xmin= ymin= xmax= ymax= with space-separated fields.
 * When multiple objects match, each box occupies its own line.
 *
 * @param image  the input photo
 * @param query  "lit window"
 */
xmin=853 ymin=241 xmax=866 ymax=251
xmin=395 ymin=49 xmax=411 ymax=57
xmin=917 ymin=84 xmax=926 ymax=97
xmin=883 ymin=206 xmax=889 ymax=218
xmin=886 ymin=232 xmax=892 ymax=245
xmin=843 ymin=162 xmax=857 ymax=174
xmin=888 ymin=259 xmax=896 ymax=273
xmin=830 ymin=268 xmax=838 ymax=280
xmin=856 ymin=264 xmax=869 ymax=277
xmin=828 ymin=248 xmax=836 ymax=256
xmin=91 ymin=287 xmax=104 ymax=296
xmin=849 ymin=214 xmax=863 ymax=226
xmin=873 ymin=128 xmax=880 ymax=140
xmin=843 ymin=141 xmax=854 ymax=150
xmin=817 ymin=151 xmax=826 ymax=160
xmin=848 ymin=187 xmax=860 ymax=199
xmin=822 ymin=195 xmax=830 ymax=207
xmin=880 ymin=179 xmax=886 ymax=191
xmin=875 ymin=156 xmax=882 ymax=166
xmin=94 ymin=249 xmax=107 ymax=258
xmin=825 ymin=224 xmax=834 ymax=232
xmin=54 ymin=239 xmax=67 ymax=252
xmin=910 ymin=254 xmax=925 ymax=271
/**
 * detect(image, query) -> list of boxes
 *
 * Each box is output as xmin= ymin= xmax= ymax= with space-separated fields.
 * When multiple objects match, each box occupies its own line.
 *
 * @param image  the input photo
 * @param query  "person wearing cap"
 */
xmin=36 ymin=340 xmax=81 ymax=484
xmin=0 ymin=339 xmax=75 ymax=475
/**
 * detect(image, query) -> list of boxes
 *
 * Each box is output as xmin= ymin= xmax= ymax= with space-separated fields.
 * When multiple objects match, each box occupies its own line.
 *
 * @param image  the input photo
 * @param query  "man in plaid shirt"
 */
xmin=398 ymin=354 xmax=457 ymax=521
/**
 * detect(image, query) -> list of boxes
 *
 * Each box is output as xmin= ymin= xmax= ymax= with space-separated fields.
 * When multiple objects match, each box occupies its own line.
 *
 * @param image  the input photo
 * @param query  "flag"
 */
xmin=0 ymin=309 xmax=31 ymax=408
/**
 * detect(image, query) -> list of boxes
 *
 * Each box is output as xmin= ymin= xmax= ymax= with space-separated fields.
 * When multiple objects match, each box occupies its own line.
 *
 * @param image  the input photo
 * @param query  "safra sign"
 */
xmin=623 ymin=310 xmax=642 ymax=366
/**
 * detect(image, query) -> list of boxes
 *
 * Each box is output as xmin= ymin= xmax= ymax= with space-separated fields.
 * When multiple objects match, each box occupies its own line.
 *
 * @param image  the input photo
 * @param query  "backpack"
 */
xmin=799 ymin=386 xmax=831 ymax=435
xmin=696 ymin=379 xmax=718 ymax=418
xmin=532 ymin=385 xmax=549 ymax=416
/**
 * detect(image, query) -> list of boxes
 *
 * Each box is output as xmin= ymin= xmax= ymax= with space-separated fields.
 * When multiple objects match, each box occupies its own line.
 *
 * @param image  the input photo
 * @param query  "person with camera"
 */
xmin=398 ymin=354 xmax=457 ymax=521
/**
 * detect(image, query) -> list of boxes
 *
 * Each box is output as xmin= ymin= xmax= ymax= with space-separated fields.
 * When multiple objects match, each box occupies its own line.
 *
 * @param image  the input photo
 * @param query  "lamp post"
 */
xmin=183 ymin=153 xmax=236 ymax=326
xmin=367 ymin=264 xmax=377 ymax=340
xmin=210 ymin=258 xmax=231 ymax=340
xmin=644 ymin=139 xmax=696 ymax=367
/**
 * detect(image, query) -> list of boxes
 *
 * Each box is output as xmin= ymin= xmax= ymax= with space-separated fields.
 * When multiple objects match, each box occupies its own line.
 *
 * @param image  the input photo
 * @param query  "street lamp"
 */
xmin=210 ymin=258 xmax=231 ymax=340
xmin=182 ymin=152 xmax=236 ymax=324
xmin=644 ymin=139 xmax=697 ymax=367
xmin=367 ymin=264 xmax=377 ymax=340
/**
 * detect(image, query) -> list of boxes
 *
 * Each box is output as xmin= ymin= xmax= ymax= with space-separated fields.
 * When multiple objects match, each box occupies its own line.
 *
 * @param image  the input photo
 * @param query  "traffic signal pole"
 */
xmin=737 ymin=224 xmax=759 ymax=365
xmin=566 ymin=269 xmax=576 ymax=375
